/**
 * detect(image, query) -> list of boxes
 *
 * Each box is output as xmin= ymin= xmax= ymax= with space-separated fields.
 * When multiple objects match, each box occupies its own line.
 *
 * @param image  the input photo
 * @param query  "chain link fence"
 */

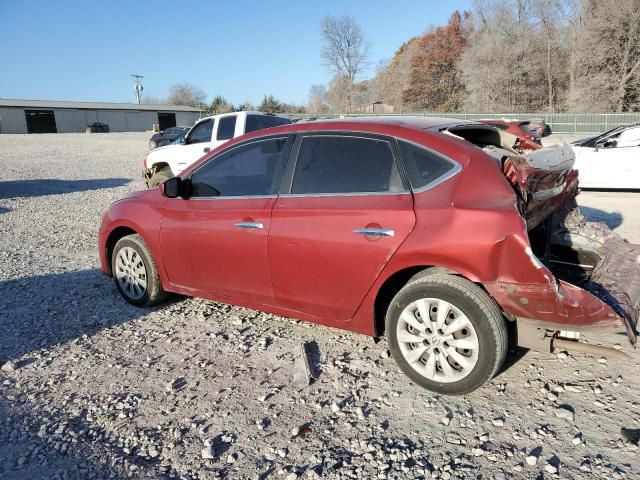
xmin=289 ymin=112 xmax=640 ymax=134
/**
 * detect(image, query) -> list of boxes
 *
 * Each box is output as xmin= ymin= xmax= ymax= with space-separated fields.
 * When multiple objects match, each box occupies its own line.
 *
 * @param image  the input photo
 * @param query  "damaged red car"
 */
xmin=98 ymin=117 xmax=638 ymax=395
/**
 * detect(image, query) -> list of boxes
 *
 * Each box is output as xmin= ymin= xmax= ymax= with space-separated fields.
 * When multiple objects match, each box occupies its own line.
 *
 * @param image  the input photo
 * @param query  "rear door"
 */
xmin=268 ymin=134 xmax=416 ymax=320
xmin=210 ymin=114 xmax=238 ymax=151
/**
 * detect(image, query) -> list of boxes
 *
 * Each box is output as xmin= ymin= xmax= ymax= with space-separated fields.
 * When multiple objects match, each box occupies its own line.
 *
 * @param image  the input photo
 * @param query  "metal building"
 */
xmin=0 ymin=99 xmax=201 ymax=134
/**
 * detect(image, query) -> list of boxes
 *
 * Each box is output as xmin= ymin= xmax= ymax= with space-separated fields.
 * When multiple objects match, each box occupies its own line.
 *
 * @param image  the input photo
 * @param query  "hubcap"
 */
xmin=396 ymin=298 xmax=479 ymax=383
xmin=115 ymin=246 xmax=147 ymax=300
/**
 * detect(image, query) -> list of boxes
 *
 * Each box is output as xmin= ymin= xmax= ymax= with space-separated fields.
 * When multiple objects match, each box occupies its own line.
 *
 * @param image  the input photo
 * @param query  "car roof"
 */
xmin=298 ymin=115 xmax=475 ymax=131
xmin=197 ymin=111 xmax=289 ymax=121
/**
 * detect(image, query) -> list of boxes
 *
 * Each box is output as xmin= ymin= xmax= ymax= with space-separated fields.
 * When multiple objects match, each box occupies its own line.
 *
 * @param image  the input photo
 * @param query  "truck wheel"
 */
xmin=147 ymin=166 xmax=173 ymax=188
xmin=111 ymin=234 xmax=167 ymax=307
xmin=386 ymin=274 xmax=507 ymax=395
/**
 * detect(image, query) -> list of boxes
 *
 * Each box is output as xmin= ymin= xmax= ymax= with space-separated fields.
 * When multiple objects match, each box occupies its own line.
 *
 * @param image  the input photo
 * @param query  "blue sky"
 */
xmin=0 ymin=0 xmax=472 ymax=106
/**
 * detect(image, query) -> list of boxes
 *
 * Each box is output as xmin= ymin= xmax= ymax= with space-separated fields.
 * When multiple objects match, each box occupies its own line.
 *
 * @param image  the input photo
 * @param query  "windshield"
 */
xmin=579 ymin=125 xmax=628 ymax=147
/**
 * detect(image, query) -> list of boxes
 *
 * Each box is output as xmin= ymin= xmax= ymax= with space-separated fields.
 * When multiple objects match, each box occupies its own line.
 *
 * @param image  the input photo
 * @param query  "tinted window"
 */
xmin=186 ymin=120 xmax=213 ymax=144
xmin=245 ymin=114 xmax=291 ymax=133
xmin=191 ymin=138 xmax=287 ymax=197
xmin=217 ymin=116 xmax=237 ymax=140
xmin=398 ymin=141 xmax=456 ymax=190
xmin=291 ymin=136 xmax=403 ymax=194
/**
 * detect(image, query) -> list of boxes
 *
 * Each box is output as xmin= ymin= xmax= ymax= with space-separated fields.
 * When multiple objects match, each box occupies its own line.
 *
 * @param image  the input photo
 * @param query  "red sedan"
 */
xmin=99 ymin=117 xmax=639 ymax=395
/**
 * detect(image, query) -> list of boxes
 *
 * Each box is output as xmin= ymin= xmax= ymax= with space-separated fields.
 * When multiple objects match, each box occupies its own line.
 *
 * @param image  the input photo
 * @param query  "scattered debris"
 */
xmin=292 ymin=342 xmax=313 ymax=388
xmin=1 ymin=360 xmax=18 ymax=372
xmin=555 ymin=405 xmax=575 ymax=421
xmin=621 ymin=428 xmax=640 ymax=445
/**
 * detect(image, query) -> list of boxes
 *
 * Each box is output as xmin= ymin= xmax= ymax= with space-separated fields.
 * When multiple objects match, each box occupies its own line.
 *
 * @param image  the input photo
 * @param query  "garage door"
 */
xmin=25 ymin=110 xmax=57 ymax=133
xmin=158 ymin=112 xmax=176 ymax=131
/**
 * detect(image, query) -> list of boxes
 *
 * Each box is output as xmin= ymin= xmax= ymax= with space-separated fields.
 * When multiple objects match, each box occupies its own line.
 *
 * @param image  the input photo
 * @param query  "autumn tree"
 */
xmin=374 ymin=38 xmax=420 ymax=111
xmin=167 ymin=82 xmax=207 ymax=108
xmin=258 ymin=95 xmax=286 ymax=113
xmin=402 ymin=11 xmax=470 ymax=111
xmin=209 ymin=95 xmax=233 ymax=114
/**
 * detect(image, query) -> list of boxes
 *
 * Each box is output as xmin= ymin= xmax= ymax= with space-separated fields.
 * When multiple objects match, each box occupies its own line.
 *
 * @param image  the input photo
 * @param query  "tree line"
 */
xmin=144 ymin=0 xmax=640 ymax=114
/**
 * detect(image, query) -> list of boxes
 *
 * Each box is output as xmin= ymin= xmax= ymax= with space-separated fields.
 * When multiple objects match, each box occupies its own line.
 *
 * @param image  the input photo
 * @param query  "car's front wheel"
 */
xmin=112 ymin=234 xmax=167 ymax=307
xmin=149 ymin=140 xmax=157 ymax=149
xmin=386 ymin=273 xmax=507 ymax=395
xmin=147 ymin=166 xmax=173 ymax=188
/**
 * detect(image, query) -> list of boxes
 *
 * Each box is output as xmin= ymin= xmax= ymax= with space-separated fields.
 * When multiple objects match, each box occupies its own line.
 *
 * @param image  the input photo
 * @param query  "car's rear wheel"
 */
xmin=147 ymin=166 xmax=173 ymax=188
xmin=112 ymin=234 xmax=167 ymax=307
xmin=386 ymin=273 xmax=507 ymax=395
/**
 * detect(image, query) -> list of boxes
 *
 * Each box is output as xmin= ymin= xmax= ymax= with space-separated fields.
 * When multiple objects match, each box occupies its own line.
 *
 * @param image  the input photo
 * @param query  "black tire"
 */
xmin=385 ymin=274 xmax=507 ymax=395
xmin=111 ymin=234 xmax=168 ymax=307
xmin=147 ymin=166 xmax=173 ymax=188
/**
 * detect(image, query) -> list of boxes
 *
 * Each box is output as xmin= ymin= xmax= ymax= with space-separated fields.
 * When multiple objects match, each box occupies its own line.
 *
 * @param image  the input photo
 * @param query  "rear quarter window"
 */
xmin=398 ymin=141 xmax=457 ymax=190
xmin=245 ymin=114 xmax=291 ymax=133
xmin=217 ymin=116 xmax=237 ymax=140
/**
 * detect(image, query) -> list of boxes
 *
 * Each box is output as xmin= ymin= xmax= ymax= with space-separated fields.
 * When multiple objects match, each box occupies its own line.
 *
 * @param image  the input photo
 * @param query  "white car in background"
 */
xmin=571 ymin=123 xmax=640 ymax=189
xmin=143 ymin=111 xmax=290 ymax=187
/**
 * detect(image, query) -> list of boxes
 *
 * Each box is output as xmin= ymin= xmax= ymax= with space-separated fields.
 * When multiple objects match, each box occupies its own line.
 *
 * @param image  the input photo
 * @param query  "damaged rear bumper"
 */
xmin=485 ymin=203 xmax=639 ymax=345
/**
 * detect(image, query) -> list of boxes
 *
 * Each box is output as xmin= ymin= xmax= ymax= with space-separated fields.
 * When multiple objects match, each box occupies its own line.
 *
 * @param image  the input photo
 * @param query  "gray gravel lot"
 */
xmin=1 ymin=132 xmax=639 ymax=480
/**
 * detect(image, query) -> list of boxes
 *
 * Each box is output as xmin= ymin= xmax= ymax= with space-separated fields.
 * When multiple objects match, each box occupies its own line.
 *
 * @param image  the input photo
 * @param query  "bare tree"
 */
xmin=574 ymin=0 xmax=640 ymax=111
xmin=307 ymin=84 xmax=328 ymax=114
xmin=140 ymin=95 xmax=166 ymax=105
xmin=320 ymin=15 xmax=370 ymax=112
xmin=167 ymin=83 xmax=207 ymax=108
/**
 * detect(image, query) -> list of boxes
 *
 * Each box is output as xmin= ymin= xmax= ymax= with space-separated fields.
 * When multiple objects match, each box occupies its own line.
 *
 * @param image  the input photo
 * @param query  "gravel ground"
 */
xmin=1 ymin=132 xmax=639 ymax=480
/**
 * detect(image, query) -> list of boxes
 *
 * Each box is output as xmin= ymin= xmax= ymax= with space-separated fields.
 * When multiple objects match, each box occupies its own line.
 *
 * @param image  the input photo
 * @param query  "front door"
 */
xmin=174 ymin=118 xmax=215 ymax=174
xmin=268 ymin=134 xmax=416 ymax=320
xmin=160 ymin=136 xmax=291 ymax=304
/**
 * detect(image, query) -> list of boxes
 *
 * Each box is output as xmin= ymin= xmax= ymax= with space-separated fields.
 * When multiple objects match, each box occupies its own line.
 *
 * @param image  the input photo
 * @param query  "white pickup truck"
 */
xmin=143 ymin=111 xmax=291 ymax=187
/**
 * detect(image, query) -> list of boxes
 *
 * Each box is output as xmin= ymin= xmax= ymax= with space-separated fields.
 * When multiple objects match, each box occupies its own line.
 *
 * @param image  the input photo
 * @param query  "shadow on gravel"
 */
xmin=0 ymin=178 xmax=130 ymax=199
xmin=580 ymin=205 xmax=623 ymax=230
xmin=0 ymin=268 xmax=145 ymax=362
xmin=0 ymin=396 xmax=129 ymax=480
xmin=0 ymin=206 xmax=10 ymax=214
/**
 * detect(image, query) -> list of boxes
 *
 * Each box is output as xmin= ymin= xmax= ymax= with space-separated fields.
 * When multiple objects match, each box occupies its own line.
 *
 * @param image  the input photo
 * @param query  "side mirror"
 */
xmin=180 ymin=136 xmax=187 ymax=145
xmin=163 ymin=177 xmax=182 ymax=198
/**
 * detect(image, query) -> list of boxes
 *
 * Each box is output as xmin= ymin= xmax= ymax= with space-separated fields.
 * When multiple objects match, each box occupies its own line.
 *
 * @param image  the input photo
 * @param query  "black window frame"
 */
xmin=280 ymin=132 xmax=411 ymax=196
xmin=216 ymin=115 xmax=237 ymax=141
xmin=185 ymin=134 xmax=294 ymax=198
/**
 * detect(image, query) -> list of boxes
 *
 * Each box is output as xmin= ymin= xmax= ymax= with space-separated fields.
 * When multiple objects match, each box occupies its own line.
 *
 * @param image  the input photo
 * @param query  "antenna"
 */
xmin=131 ymin=74 xmax=144 ymax=104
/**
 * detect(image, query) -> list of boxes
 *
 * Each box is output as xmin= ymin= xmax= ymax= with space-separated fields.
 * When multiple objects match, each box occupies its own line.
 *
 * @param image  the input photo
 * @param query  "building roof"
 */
xmin=0 ymin=99 xmax=200 ymax=112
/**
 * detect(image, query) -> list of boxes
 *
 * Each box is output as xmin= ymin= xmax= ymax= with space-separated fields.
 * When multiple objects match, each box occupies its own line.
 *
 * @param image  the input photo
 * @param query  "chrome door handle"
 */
xmin=203 ymin=147 xmax=210 ymax=152
xmin=353 ymin=228 xmax=395 ymax=237
xmin=234 ymin=222 xmax=264 ymax=229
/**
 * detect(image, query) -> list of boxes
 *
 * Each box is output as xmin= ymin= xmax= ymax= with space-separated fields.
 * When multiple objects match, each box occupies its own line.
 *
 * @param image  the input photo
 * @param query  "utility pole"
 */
xmin=131 ymin=74 xmax=144 ymax=104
